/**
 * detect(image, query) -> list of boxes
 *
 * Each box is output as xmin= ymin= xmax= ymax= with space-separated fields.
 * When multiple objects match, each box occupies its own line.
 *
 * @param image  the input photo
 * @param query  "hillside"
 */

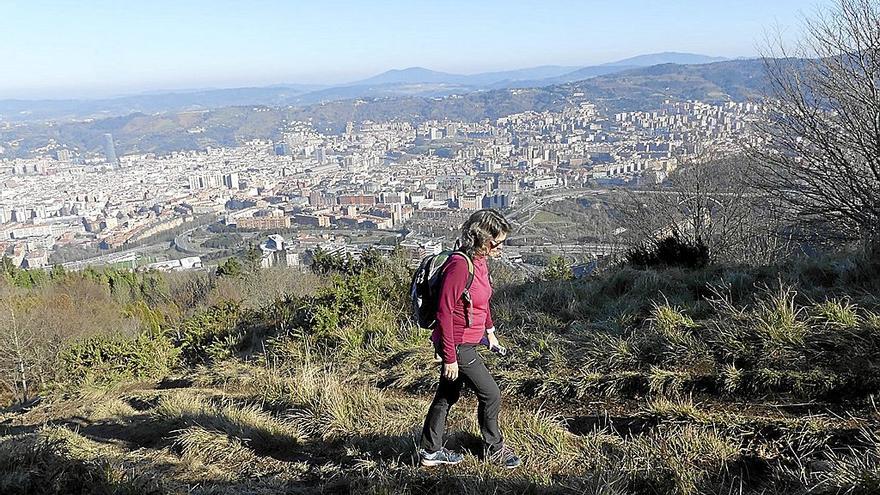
xmin=0 ymin=59 xmax=772 ymax=157
xmin=568 ymin=59 xmax=770 ymax=112
xmin=3 ymin=246 xmax=880 ymax=494
xmin=0 ymin=53 xmax=727 ymax=123
xmin=602 ymin=52 xmax=729 ymax=67
xmin=307 ymin=58 xmax=771 ymax=119
xmin=1 ymin=107 xmax=289 ymax=158
xmin=0 ymin=85 xmax=322 ymax=123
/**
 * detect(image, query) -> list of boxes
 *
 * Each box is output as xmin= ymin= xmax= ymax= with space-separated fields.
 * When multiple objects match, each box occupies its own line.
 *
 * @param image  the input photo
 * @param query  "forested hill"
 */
xmin=0 ymin=59 xmax=773 ymax=158
xmin=566 ymin=58 xmax=772 ymax=112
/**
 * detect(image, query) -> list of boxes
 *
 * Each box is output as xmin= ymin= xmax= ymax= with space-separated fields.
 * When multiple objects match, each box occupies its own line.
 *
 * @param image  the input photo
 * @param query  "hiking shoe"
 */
xmin=419 ymin=448 xmax=464 ymax=467
xmin=488 ymin=445 xmax=521 ymax=469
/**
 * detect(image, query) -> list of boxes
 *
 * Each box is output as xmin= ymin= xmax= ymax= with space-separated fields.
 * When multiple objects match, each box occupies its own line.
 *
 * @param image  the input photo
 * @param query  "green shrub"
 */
xmin=171 ymin=302 xmax=249 ymax=364
xmin=626 ymin=235 xmax=711 ymax=269
xmin=60 ymin=331 xmax=180 ymax=386
xmin=279 ymin=255 xmax=411 ymax=356
xmin=543 ymin=255 xmax=573 ymax=281
xmin=216 ymin=257 xmax=243 ymax=277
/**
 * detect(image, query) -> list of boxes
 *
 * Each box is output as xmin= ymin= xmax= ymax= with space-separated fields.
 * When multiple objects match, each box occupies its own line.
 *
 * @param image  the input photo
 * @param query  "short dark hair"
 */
xmin=457 ymin=209 xmax=512 ymax=258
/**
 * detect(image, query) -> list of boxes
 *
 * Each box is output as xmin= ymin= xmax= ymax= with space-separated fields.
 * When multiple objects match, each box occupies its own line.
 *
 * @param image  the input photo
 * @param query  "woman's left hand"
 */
xmin=487 ymin=333 xmax=500 ymax=349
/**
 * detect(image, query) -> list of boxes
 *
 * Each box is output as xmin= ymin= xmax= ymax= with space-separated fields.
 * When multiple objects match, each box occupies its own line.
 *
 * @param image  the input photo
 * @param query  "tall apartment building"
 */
xmin=188 ymin=173 xmax=224 ymax=191
xmin=103 ymin=133 xmax=119 ymax=166
xmin=459 ymin=192 xmax=484 ymax=211
xmin=337 ymin=194 xmax=376 ymax=206
xmin=497 ymin=176 xmax=520 ymax=194
xmin=483 ymin=193 xmax=511 ymax=209
xmin=223 ymin=173 xmax=240 ymax=190
xmin=55 ymin=149 xmax=72 ymax=162
xmin=236 ymin=216 xmax=291 ymax=230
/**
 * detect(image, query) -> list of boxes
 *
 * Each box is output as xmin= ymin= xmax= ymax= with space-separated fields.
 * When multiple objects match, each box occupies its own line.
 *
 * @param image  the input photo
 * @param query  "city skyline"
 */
xmin=1 ymin=0 xmax=828 ymax=99
xmin=0 ymin=90 xmax=763 ymax=271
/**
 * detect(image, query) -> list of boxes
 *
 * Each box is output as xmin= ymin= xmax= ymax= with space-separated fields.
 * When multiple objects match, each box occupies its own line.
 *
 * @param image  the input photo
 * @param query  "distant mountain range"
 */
xmin=0 ymin=52 xmax=736 ymax=123
xmin=281 ymin=58 xmax=771 ymax=129
xmin=0 ymin=56 xmax=778 ymax=159
xmin=601 ymin=52 xmax=729 ymax=67
xmin=346 ymin=65 xmax=584 ymax=87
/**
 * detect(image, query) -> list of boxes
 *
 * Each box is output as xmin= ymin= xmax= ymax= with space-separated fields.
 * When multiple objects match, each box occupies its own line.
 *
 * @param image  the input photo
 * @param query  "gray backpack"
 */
xmin=410 ymin=250 xmax=474 ymax=329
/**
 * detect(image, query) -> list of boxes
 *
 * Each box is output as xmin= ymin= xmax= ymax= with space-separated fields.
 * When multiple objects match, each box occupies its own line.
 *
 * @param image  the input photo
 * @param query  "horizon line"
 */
xmin=0 ymin=51 xmax=756 ymax=102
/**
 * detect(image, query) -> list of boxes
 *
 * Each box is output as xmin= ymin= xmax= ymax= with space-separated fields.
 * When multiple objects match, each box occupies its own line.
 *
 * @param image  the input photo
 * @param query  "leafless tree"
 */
xmin=751 ymin=0 xmax=880 ymax=241
xmin=0 ymin=279 xmax=141 ymax=404
xmin=0 ymin=289 xmax=37 ymax=403
xmin=621 ymin=153 xmax=794 ymax=264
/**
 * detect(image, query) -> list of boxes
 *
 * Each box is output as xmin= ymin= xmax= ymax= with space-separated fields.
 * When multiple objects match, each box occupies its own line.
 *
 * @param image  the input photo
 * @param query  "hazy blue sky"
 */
xmin=1 ymin=0 xmax=829 ymax=99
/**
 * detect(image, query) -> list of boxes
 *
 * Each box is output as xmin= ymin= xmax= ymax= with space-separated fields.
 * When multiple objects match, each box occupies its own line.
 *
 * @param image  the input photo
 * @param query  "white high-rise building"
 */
xmin=188 ymin=175 xmax=201 ymax=191
xmin=11 ymin=207 xmax=29 ymax=222
xmin=223 ymin=173 xmax=240 ymax=190
xmin=205 ymin=173 xmax=222 ymax=189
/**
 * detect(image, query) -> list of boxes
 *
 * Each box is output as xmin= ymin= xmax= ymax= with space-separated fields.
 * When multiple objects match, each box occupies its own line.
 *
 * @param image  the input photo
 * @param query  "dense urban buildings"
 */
xmin=0 ymin=99 xmax=764 ymax=270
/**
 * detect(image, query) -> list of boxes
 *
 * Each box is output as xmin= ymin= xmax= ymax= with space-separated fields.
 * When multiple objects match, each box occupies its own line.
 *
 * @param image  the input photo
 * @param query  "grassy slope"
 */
xmin=3 ymin=250 xmax=880 ymax=494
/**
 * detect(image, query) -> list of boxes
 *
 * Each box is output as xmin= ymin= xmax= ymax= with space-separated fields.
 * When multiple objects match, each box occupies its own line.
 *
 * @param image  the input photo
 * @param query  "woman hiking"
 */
xmin=418 ymin=208 xmax=521 ymax=469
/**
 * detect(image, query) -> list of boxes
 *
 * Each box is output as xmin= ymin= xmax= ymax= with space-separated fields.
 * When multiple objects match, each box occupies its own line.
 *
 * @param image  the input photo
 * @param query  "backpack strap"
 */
xmin=449 ymin=251 xmax=475 ymax=290
xmin=449 ymin=251 xmax=475 ymax=327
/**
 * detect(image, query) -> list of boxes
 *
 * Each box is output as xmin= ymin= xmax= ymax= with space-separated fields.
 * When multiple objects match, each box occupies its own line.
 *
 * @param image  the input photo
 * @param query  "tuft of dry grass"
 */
xmin=173 ymin=426 xmax=306 ymax=480
xmin=84 ymin=397 xmax=140 ymax=421
xmin=153 ymin=392 xmax=305 ymax=453
xmin=0 ymin=426 xmax=166 ymax=494
xmin=642 ymin=396 xmax=708 ymax=422
xmin=755 ymin=284 xmax=808 ymax=348
xmin=256 ymin=360 xmax=426 ymax=442
xmin=621 ymin=425 xmax=741 ymax=495
xmin=813 ymin=298 xmax=861 ymax=329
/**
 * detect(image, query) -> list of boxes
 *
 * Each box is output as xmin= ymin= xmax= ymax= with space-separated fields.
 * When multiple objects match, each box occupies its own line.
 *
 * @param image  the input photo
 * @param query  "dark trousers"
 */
xmin=420 ymin=344 xmax=504 ymax=454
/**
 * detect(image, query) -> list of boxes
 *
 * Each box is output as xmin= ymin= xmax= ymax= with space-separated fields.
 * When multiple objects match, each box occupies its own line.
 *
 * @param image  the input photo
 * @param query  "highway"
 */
xmin=512 ymin=243 xmax=622 ymax=256
xmin=507 ymin=187 xmax=616 ymax=224
xmin=61 ymin=245 xmax=156 ymax=270
xmin=173 ymin=225 xmax=210 ymax=255
xmin=60 ymin=225 xmax=206 ymax=270
xmin=501 ymin=187 xmax=627 ymax=265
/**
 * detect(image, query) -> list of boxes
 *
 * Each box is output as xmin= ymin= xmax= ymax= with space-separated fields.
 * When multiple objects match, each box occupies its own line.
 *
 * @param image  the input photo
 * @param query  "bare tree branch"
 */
xmin=750 ymin=0 xmax=880 ymax=241
xmin=620 ymin=153 xmax=793 ymax=264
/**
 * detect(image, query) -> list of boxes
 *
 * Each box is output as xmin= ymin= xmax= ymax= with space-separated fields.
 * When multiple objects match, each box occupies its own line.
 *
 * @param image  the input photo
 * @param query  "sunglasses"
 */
xmin=489 ymin=238 xmax=506 ymax=249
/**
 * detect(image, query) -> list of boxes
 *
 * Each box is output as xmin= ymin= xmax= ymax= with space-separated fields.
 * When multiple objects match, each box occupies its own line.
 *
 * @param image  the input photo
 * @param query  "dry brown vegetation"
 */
xmin=3 ymin=242 xmax=880 ymax=494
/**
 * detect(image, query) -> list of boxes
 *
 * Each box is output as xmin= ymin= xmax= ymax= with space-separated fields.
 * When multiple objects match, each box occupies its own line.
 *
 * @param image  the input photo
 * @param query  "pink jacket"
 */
xmin=430 ymin=254 xmax=494 ymax=364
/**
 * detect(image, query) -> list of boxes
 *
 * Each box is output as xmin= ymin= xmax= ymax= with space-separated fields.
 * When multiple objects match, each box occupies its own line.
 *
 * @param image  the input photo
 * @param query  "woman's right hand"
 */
xmin=443 ymin=362 xmax=459 ymax=381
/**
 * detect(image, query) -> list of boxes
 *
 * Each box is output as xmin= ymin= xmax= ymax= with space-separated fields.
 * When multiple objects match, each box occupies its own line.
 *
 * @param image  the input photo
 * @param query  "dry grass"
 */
xmin=174 ymin=426 xmax=308 ymax=480
xmin=6 ymin=251 xmax=880 ymax=493
xmin=0 ymin=425 xmax=168 ymax=494
xmin=153 ymin=392 xmax=305 ymax=453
